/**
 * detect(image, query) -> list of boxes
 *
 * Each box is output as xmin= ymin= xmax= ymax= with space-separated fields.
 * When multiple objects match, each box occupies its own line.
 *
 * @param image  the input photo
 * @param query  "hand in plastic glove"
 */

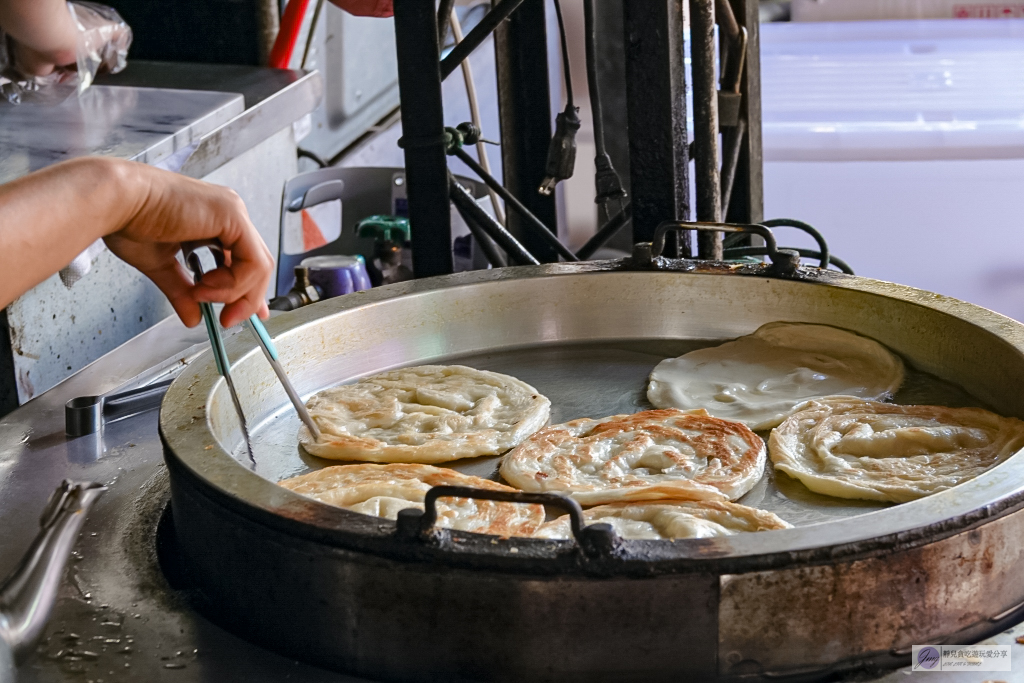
xmin=0 ymin=1 xmax=131 ymax=103
xmin=0 ymin=157 xmax=273 ymax=328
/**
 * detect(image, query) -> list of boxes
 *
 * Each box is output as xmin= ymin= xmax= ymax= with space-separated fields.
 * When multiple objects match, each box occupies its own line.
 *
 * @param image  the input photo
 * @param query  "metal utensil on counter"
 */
xmin=182 ymin=244 xmax=256 ymax=467
xmin=0 ymin=480 xmax=105 ymax=682
xmin=65 ymin=378 xmax=174 ymax=437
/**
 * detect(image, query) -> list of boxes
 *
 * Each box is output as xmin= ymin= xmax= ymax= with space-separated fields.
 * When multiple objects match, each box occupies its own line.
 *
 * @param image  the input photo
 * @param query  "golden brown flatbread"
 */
xmin=534 ymin=499 xmax=791 ymax=540
xmin=278 ymin=463 xmax=545 ymax=537
xmin=499 ymin=409 xmax=765 ymax=505
xmin=769 ymin=398 xmax=1024 ymax=502
xmin=299 ymin=365 xmax=550 ymax=463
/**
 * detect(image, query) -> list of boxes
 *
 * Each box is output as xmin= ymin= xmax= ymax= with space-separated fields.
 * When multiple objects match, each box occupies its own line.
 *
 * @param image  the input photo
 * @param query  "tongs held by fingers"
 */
xmin=184 ymin=242 xmax=321 ymax=448
xmin=183 ymin=244 xmax=256 ymax=466
xmin=244 ymin=315 xmax=321 ymax=441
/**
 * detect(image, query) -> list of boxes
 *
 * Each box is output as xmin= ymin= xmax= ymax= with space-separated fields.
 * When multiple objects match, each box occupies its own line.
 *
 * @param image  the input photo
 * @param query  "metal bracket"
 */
xmin=634 ymin=221 xmax=800 ymax=276
xmin=394 ymin=485 xmax=622 ymax=559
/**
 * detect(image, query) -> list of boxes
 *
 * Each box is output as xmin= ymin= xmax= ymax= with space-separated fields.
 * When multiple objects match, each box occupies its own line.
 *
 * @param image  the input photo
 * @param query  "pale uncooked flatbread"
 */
xmin=499 ymin=408 xmax=765 ymax=505
xmin=278 ymin=463 xmax=545 ymax=537
xmin=769 ymin=398 xmax=1024 ymax=503
xmin=534 ymin=499 xmax=791 ymax=540
xmin=647 ymin=322 xmax=905 ymax=431
xmin=299 ymin=365 xmax=551 ymax=463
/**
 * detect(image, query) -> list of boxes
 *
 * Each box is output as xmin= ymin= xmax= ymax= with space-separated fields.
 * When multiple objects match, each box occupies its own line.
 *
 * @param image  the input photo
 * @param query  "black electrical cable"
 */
xmin=538 ymin=0 xmax=582 ymax=195
xmin=583 ymin=0 xmax=602 ymax=153
xmin=297 ymin=148 xmax=327 ymax=168
xmin=724 ymin=246 xmax=854 ymax=275
xmin=722 ymin=217 xmax=831 ymax=270
xmin=552 ymin=0 xmax=573 ymax=107
xmin=583 ymin=0 xmax=626 ymax=220
xmin=453 ymin=147 xmax=578 ymax=261
xmin=449 ymin=176 xmax=540 ymax=266
xmin=574 ymin=202 xmax=632 ymax=260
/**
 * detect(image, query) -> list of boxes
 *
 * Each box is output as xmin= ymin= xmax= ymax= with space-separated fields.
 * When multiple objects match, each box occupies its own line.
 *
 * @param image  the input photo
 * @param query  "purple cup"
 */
xmin=300 ymin=255 xmax=372 ymax=298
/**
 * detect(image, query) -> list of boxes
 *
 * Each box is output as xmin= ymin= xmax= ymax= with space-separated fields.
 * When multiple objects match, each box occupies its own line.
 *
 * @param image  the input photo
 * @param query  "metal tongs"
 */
xmin=183 ymin=243 xmax=320 ymax=468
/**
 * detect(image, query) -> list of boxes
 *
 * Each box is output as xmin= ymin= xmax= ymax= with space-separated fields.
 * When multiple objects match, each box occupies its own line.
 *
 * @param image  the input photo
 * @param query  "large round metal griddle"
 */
xmin=160 ymin=261 xmax=1024 ymax=682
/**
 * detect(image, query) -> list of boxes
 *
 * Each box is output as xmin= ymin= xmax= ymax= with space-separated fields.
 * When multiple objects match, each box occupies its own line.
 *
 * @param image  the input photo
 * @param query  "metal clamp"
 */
xmin=65 ymin=379 xmax=173 ymax=437
xmin=395 ymin=485 xmax=620 ymax=558
xmin=651 ymin=221 xmax=800 ymax=275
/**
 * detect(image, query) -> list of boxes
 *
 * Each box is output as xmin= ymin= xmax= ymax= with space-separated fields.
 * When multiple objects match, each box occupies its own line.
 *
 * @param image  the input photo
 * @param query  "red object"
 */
xmin=268 ymin=0 xmax=312 ymax=68
xmin=327 ymin=0 xmax=393 ymax=17
xmin=301 ymin=210 xmax=329 ymax=251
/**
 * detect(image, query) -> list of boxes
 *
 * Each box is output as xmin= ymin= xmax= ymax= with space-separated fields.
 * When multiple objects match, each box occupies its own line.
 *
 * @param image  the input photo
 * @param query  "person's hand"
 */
xmin=103 ymin=162 xmax=273 ymax=329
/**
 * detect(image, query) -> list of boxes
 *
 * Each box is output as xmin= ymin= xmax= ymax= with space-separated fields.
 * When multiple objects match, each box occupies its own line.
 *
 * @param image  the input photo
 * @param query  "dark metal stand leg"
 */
xmin=724 ymin=0 xmax=764 ymax=225
xmin=495 ymin=0 xmax=560 ymax=263
xmin=394 ymin=0 xmax=453 ymax=278
xmin=622 ymin=0 xmax=690 ymax=257
xmin=689 ymin=0 xmax=723 ymax=259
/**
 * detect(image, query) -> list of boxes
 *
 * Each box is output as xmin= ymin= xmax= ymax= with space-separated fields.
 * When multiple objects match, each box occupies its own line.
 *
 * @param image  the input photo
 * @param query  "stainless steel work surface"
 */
xmin=0 ymin=316 xmax=366 ymax=682
xmin=0 ymin=86 xmax=243 ymax=182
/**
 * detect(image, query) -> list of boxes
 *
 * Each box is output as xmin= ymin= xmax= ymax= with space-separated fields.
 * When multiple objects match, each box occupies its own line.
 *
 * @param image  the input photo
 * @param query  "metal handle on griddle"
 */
xmin=396 ymin=486 xmax=620 ymax=557
xmin=652 ymin=220 xmax=800 ymax=275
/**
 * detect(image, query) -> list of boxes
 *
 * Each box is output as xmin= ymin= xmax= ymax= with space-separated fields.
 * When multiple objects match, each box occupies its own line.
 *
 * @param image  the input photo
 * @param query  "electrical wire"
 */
xmin=552 ymin=0 xmax=573 ymax=108
xmin=449 ymin=8 xmax=506 ymax=227
xmin=583 ymin=0 xmax=604 ymax=158
xmin=539 ymin=0 xmax=582 ymax=195
xmin=300 ymin=0 xmax=326 ymax=69
xmin=582 ymin=0 xmax=626 ymax=223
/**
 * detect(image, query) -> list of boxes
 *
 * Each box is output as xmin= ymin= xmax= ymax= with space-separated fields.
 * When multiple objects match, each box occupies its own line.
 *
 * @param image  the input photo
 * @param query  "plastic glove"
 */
xmin=0 ymin=2 xmax=132 ymax=105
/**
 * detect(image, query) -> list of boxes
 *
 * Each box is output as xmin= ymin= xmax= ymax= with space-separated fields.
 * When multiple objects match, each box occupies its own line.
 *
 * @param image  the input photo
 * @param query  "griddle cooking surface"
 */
xmin=241 ymin=339 xmax=985 ymax=528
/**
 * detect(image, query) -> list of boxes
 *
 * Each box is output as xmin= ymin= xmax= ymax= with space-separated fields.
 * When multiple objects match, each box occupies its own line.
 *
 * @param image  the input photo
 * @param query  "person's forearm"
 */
xmin=0 ymin=157 xmax=145 ymax=308
xmin=0 ymin=0 xmax=78 ymax=72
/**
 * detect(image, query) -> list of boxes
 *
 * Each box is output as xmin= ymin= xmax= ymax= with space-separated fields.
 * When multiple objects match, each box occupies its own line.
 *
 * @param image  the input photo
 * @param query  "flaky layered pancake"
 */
xmin=499 ymin=409 xmax=764 ymax=505
xmin=299 ymin=365 xmax=550 ymax=463
xmin=769 ymin=398 xmax=1024 ymax=503
xmin=535 ymin=499 xmax=791 ymax=540
xmin=647 ymin=322 xmax=904 ymax=431
xmin=278 ymin=463 xmax=545 ymax=536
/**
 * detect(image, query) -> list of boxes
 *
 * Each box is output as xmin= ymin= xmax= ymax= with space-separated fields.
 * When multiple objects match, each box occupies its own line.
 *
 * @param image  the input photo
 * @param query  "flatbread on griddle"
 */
xmin=647 ymin=322 xmax=905 ymax=431
xmin=534 ymin=499 xmax=791 ymax=540
xmin=299 ymin=365 xmax=551 ymax=463
xmin=769 ymin=398 xmax=1024 ymax=503
xmin=499 ymin=409 xmax=765 ymax=505
xmin=278 ymin=463 xmax=545 ymax=537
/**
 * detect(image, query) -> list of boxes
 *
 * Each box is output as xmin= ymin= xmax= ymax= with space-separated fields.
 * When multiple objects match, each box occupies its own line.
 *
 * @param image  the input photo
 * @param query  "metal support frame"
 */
xmin=689 ymin=0 xmax=723 ymax=259
xmin=494 ymin=0 xmax=561 ymax=263
xmin=622 ymin=0 xmax=690 ymax=257
xmin=393 ymin=0 xmax=453 ymax=278
xmin=724 ymin=0 xmax=764 ymax=225
xmin=391 ymin=0 xmax=763 ymax=275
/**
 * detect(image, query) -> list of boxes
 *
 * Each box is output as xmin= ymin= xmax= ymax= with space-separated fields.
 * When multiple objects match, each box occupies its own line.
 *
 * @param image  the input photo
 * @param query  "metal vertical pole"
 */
xmin=494 ymin=0 xmax=560 ymax=262
xmin=393 ymin=0 xmax=453 ymax=278
xmin=622 ymin=0 xmax=690 ymax=257
xmin=724 ymin=0 xmax=764 ymax=224
xmin=689 ymin=0 xmax=722 ymax=259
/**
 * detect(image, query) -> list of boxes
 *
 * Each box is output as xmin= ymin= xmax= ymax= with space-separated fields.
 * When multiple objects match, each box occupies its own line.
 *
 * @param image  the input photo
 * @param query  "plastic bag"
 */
xmin=0 ymin=2 xmax=132 ymax=105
